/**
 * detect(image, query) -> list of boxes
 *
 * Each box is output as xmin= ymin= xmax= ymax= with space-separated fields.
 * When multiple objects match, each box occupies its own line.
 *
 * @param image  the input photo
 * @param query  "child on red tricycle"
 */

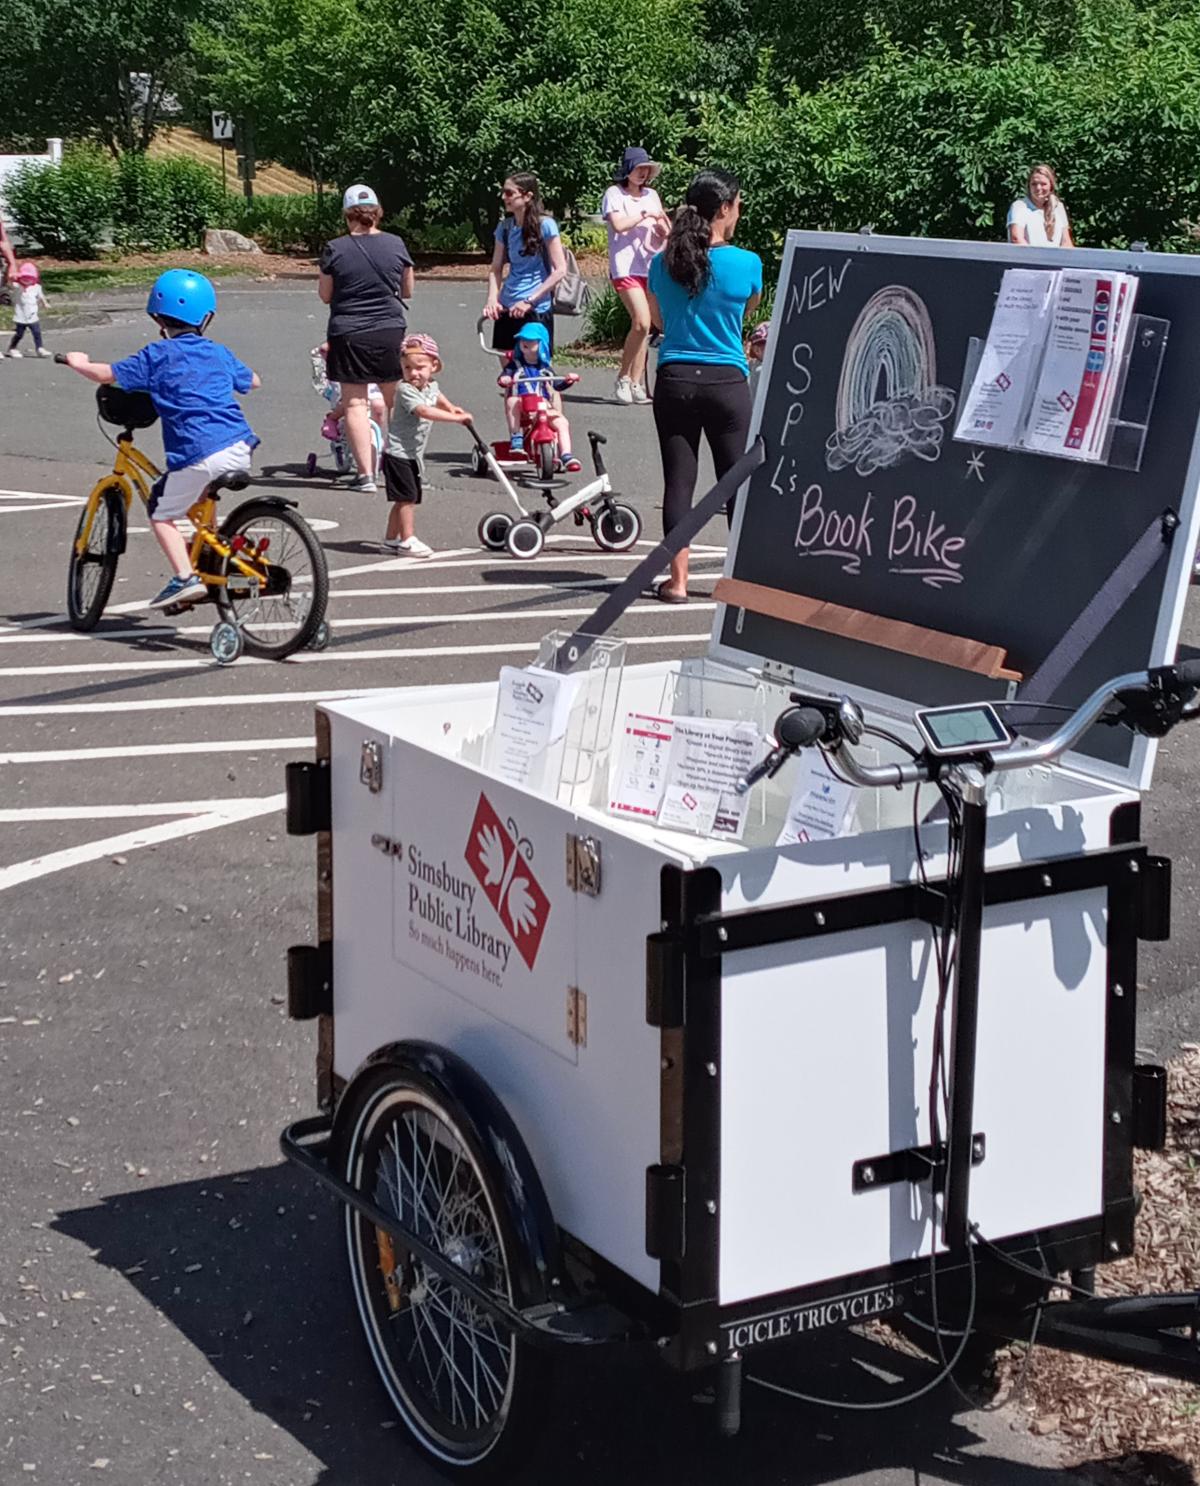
xmin=496 ymin=322 xmax=582 ymax=480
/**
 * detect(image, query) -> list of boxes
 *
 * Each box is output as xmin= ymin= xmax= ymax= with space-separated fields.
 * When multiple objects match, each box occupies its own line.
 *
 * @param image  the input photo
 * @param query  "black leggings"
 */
xmin=652 ymin=362 xmax=751 ymax=534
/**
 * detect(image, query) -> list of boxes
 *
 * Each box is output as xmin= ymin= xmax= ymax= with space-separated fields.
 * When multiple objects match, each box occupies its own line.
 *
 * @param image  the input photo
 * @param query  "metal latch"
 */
xmin=565 ymin=834 xmax=602 ymax=896
xmin=360 ymin=740 xmax=383 ymax=793
xmin=566 ymin=986 xmax=588 ymax=1047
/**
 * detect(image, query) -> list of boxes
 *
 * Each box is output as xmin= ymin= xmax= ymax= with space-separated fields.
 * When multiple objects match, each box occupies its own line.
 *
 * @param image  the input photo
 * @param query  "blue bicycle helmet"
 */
xmin=146 ymin=269 xmax=217 ymax=328
xmin=513 ymin=321 xmax=551 ymax=366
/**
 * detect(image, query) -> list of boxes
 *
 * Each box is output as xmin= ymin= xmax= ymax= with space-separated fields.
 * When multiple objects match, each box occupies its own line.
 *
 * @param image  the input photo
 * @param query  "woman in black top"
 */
xmin=317 ymin=184 xmax=415 ymax=491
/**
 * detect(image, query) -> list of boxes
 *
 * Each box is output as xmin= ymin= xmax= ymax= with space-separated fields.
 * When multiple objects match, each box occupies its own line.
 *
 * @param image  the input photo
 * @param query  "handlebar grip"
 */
xmin=54 ymin=352 xmax=70 ymax=365
xmin=777 ymin=707 xmax=827 ymax=750
xmin=1170 ymin=659 xmax=1200 ymax=688
xmin=463 ymin=419 xmax=491 ymax=454
xmin=587 ymin=431 xmax=608 ymax=476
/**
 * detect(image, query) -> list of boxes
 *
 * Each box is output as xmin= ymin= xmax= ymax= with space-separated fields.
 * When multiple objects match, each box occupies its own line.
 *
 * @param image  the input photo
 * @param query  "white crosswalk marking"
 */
xmin=0 ymin=515 xmax=727 ymax=882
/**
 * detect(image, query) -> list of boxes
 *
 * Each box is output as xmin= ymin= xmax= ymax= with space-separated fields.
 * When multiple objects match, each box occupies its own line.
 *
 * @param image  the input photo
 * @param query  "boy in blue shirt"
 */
xmin=64 ymin=270 xmax=261 ymax=609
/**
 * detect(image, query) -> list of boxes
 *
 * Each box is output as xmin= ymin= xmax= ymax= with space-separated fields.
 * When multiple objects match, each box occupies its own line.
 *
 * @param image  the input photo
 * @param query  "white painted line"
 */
xmin=0 ymin=736 xmax=313 ymax=765
xmin=0 ymin=600 xmax=716 ymax=647
xmin=0 ymin=611 xmax=715 ymax=677
xmin=0 ymin=801 xmax=265 ymax=822
xmin=0 ymin=793 xmax=286 ymax=892
xmin=0 ymin=488 xmax=85 ymax=501
xmin=0 ymin=500 xmax=84 ymax=514
xmin=0 ymin=634 xmax=710 ymax=715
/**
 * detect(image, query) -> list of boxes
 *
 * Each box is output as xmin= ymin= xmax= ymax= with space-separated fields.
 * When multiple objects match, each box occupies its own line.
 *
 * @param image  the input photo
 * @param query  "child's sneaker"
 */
xmin=6 ymin=348 xmax=22 ymax=359
xmin=386 ymin=536 xmax=433 ymax=558
xmin=631 ymin=382 xmax=651 ymax=404
xmin=149 ymin=573 xmax=206 ymax=609
xmin=614 ymin=376 xmax=633 ymax=404
xmin=321 ymin=413 xmax=339 ymax=440
xmin=508 ymin=432 xmax=525 ymax=454
xmin=36 ymin=347 xmax=51 ymax=359
xmin=350 ymin=473 xmax=377 ymax=492
xmin=560 ymin=452 xmax=582 ymax=473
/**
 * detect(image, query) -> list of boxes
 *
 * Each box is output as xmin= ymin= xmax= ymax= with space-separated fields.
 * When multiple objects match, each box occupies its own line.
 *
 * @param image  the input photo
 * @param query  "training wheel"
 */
xmin=505 ymin=518 xmax=545 ymax=560
xmin=307 ymin=619 xmax=331 ymax=651
xmin=478 ymin=511 xmax=514 ymax=551
xmin=305 ymin=451 xmax=318 ymax=477
xmin=210 ymin=621 xmax=244 ymax=666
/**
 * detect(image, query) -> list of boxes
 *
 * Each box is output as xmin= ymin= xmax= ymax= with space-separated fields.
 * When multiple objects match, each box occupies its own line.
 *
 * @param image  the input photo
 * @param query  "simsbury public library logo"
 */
xmin=377 ymin=792 xmax=551 ymax=980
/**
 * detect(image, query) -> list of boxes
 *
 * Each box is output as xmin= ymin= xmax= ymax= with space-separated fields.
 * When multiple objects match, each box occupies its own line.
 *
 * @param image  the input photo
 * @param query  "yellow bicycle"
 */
xmin=66 ymin=376 xmax=330 ymax=664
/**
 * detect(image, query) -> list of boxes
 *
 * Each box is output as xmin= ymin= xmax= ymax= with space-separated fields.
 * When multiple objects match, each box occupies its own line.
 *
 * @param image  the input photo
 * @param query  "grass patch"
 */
xmin=40 ymin=263 xmax=243 ymax=295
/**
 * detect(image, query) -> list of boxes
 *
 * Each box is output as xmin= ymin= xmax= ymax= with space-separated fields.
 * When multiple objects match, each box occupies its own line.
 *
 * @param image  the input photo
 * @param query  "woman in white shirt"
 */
xmin=601 ymin=146 xmax=671 ymax=404
xmin=1007 ymin=164 xmax=1074 ymax=247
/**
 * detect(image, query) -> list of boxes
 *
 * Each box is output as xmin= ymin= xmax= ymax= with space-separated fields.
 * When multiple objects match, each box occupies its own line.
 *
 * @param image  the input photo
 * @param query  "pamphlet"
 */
xmin=608 ymin=712 xmax=676 ymax=819
xmin=658 ymin=783 xmax=721 ymax=836
xmin=489 ymin=665 xmax=581 ymax=792
xmin=663 ymin=718 xmax=763 ymax=840
xmin=954 ymin=269 xmax=1056 ymax=447
xmin=776 ymin=761 xmax=857 ymax=846
xmin=1019 ymin=271 xmax=1137 ymax=462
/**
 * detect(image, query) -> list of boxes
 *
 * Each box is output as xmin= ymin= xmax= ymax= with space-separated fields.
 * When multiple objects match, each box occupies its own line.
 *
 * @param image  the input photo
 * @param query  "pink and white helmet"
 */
xmin=15 ymin=261 xmax=39 ymax=284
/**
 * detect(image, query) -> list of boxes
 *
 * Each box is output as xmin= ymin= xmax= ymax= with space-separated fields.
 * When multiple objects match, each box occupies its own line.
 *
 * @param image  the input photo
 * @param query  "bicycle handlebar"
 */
xmin=739 ymin=661 xmax=1200 ymax=795
xmin=54 ymin=352 xmax=70 ymax=365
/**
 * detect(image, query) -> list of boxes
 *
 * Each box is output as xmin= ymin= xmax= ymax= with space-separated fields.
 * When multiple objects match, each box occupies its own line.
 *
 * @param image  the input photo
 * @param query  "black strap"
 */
xmin=1011 ymin=509 xmax=1177 ymax=721
xmin=348 ymin=233 xmax=409 ymax=310
xmin=552 ymin=438 xmax=766 ymax=670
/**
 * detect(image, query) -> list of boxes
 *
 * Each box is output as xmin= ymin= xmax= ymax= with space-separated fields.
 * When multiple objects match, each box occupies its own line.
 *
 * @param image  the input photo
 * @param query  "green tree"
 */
xmin=0 ymin=0 xmax=215 ymax=154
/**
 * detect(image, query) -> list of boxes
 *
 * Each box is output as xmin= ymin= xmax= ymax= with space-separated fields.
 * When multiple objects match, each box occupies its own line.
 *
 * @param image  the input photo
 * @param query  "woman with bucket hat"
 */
xmin=601 ymin=146 xmax=670 ymax=404
xmin=317 ymin=184 xmax=414 ymax=491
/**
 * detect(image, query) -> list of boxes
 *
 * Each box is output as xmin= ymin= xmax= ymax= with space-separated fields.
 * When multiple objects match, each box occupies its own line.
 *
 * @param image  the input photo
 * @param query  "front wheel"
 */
xmin=67 ymin=485 xmax=126 ymax=630
xmin=537 ymin=441 xmax=555 ymax=483
xmin=593 ymin=502 xmax=641 ymax=553
xmin=505 ymin=519 xmax=545 ymax=560
xmin=209 ymin=500 xmax=328 ymax=660
xmin=343 ymin=1070 xmax=550 ymax=1475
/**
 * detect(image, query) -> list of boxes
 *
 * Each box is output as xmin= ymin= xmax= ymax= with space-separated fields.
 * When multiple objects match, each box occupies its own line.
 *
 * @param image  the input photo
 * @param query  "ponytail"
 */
xmin=663 ymin=167 xmax=741 ymax=297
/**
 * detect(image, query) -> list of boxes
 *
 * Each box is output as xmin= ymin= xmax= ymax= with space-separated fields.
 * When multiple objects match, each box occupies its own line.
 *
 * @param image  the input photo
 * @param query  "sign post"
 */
xmin=211 ymin=111 xmax=235 ymax=197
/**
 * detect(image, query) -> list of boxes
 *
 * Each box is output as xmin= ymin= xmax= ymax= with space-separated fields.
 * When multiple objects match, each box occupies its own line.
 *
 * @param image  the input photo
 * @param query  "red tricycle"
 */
xmin=469 ymin=318 xmax=581 ymax=484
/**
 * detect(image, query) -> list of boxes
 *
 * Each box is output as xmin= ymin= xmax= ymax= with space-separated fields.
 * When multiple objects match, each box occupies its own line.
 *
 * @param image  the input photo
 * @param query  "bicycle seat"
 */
xmin=206 ymin=469 xmax=252 ymax=498
xmin=96 ymin=384 xmax=158 ymax=430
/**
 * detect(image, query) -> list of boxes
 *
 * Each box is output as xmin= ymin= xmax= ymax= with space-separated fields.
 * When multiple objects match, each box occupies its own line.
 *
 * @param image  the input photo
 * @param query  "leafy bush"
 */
xmin=580 ymin=283 xmax=631 ymax=346
xmin=4 ymin=146 xmax=116 ymax=257
xmin=216 ymin=193 xmax=343 ymax=253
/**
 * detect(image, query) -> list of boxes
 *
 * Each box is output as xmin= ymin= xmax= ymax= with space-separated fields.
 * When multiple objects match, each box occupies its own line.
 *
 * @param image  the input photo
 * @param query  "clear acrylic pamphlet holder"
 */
xmin=535 ymin=631 xmax=626 ymax=808
xmin=956 ymin=313 xmax=1168 ymax=472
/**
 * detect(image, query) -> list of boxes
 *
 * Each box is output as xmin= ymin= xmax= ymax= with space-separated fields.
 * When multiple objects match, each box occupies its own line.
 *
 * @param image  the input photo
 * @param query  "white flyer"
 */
xmin=608 ymin=712 xmax=676 ymax=820
xmin=658 ymin=783 xmax=721 ymax=836
xmin=664 ymin=718 xmax=764 ymax=840
xmin=776 ymin=761 xmax=857 ymax=845
xmin=488 ymin=665 xmax=580 ymax=793
xmin=954 ymin=268 xmax=1057 ymax=447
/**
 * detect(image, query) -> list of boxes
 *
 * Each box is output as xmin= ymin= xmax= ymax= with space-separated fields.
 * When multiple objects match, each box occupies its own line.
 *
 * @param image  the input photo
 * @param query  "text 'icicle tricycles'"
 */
xmin=280 ymin=231 xmax=1200 ymax=1475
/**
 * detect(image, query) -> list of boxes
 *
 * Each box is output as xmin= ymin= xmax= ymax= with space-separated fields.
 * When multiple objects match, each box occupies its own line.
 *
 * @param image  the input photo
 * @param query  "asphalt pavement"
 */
xmin=0 ymin=276 xmax=1196 ymax=1485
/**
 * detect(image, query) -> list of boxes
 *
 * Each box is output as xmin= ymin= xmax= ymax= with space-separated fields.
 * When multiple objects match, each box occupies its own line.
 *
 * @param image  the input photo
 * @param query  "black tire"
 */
xmin=505 ymin=519 xmax=545 ymax=560
xmin=343 ymin=1069 xmax=551 ymax=1476
xmin=537 ymin=441 xmax=555 ymax=483
xmin=67 ymin=485 xmax=125 ymax=631
xmin=593 ymin=502 xmax=641 ymax=553
xmin=478 ymin=512 xmax=513 ymax=551
xmin=209 ymin=499 xmax=328 ymax=660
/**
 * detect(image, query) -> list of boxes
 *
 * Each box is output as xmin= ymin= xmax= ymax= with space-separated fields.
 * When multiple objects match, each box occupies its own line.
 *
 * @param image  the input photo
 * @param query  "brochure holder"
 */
xmin=957 ymin=312 xmax=1168 ymax=472
xmin=535 ymin=631 xmax=626 ymax=807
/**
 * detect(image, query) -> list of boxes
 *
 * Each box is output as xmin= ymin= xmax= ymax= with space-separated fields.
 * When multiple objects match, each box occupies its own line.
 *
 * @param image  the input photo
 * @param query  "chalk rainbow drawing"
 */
xmin=825 ymin=286 xmax=956 ymax=477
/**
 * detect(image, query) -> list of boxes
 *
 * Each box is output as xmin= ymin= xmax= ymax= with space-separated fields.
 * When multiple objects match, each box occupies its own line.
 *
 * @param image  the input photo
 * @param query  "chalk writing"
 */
xmin=780 ymin=341 xmax=814 ymax=447
xmin=787 ymin=258 xmax=852 ymax=322
xmin=790 ymin=479 xmax=967 ymax=588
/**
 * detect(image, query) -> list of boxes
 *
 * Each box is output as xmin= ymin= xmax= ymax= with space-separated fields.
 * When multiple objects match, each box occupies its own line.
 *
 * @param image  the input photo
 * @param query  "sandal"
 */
xmin=655 ymin=585 xmax=689 ymax=604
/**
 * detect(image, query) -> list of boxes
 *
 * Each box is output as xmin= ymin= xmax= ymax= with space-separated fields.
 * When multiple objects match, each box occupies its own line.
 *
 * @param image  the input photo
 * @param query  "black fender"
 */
xmin=333 ymin=1040 xmax=563 ymax=1306
xmin=220 ymin=493 xmax=299 ymax=532
xmin=97 ymin=481 xmax=129 ymax=557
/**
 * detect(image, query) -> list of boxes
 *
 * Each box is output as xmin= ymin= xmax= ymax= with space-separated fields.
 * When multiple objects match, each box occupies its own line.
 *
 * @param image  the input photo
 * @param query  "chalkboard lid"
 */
xmin=707 ymin=229 xmax=1200 ymax=794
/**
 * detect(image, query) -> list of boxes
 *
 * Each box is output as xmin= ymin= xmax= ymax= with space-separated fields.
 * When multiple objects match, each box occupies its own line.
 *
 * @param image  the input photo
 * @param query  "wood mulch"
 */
xmin=993 ymin=1047 xmax=1200 ymax=1483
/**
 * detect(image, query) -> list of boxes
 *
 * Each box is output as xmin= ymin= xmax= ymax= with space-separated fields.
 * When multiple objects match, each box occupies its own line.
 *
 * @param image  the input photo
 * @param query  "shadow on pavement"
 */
xmin=51 ymin=1163 xmax=1121 ymax=1486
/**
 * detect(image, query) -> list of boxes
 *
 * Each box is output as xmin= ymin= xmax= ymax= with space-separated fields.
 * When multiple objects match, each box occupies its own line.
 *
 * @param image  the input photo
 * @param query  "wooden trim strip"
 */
xmin=714 ymin=577 xmax=1022 ymax=682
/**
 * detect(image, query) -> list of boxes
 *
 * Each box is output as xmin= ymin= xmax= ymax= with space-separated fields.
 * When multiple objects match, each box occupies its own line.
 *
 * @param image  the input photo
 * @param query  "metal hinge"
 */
xmin=566 ymin=986 xmax=588 ymax=1048
xmin=287 ymin=942 xmax=332 ymax=1019
xmin=1135 ymin=854 xmax=1171 ymax=940
xmin=565 ymin=834 xmax=602 ymax=896
xmin=285 ymin=759 xmax=331 ymax=835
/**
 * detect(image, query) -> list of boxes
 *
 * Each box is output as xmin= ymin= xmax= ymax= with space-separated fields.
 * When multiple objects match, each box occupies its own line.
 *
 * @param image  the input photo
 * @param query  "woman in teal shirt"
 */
xmin=647 ymin=168 xmax=762 ymax=603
